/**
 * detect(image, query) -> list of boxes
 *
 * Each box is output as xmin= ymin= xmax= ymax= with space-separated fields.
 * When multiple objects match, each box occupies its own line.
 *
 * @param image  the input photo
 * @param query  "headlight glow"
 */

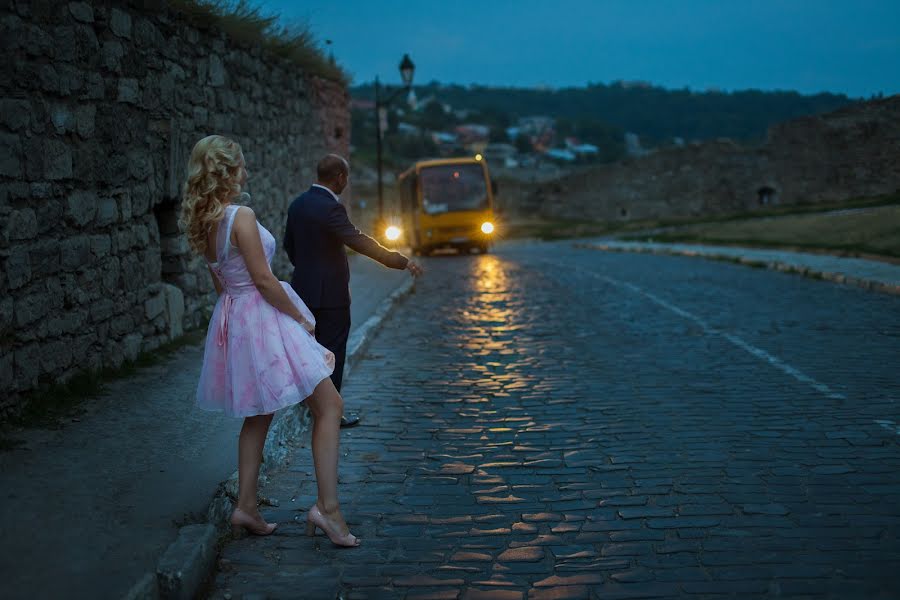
xmin=481 ymin=222 xmax=494 ymax=234
xmin=385 ymin=226 xmax=402 ymax=241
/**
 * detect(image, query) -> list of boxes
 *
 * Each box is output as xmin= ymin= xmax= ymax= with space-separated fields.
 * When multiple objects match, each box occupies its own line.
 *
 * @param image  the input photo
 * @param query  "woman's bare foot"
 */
xmin=305 ymin=503 xmax=359 ymax=547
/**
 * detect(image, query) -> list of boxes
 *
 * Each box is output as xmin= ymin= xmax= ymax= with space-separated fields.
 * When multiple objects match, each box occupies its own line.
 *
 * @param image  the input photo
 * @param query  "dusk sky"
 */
xmin=257 ymin=0 xmax=899 ymax=98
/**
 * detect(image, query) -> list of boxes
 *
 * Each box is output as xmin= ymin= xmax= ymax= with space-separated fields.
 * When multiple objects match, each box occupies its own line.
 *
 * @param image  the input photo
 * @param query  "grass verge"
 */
xmin=3 ymin=330 xmax=206 ymax=435
xmin=503 ymin=192 xmax=900 ymax=260
xmin=169 ymin=0 xmax=346 ymax=83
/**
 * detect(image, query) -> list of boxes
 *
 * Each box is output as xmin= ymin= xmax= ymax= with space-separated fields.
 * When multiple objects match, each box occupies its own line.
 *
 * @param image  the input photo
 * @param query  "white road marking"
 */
xmin=544 ymin=260 xmax=847 ymax=401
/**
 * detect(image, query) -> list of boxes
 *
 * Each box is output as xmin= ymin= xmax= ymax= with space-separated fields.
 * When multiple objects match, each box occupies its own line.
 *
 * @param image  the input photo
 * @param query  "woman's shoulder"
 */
xmin=232 ymin=204 xmax=257 ymax=223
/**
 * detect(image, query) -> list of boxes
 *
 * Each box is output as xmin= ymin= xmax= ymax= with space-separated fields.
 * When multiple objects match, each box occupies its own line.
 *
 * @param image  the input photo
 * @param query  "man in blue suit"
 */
xmin=284 ymin=154 xmax=423 ymax=427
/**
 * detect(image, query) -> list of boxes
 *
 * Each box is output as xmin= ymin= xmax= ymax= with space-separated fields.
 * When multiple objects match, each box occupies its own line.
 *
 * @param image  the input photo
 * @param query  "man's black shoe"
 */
xmin=340 ymin=414 xmax=360 ymax=428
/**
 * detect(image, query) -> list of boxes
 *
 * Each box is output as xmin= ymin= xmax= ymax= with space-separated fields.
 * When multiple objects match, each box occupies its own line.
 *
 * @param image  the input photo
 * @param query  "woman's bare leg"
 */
xmin=237 ymin=413 xmax=274 ymax=516
xmin=305 ymin=378 xmax=348 ymax=529
xmin=306 ymin=378 xmax=343 ymax=511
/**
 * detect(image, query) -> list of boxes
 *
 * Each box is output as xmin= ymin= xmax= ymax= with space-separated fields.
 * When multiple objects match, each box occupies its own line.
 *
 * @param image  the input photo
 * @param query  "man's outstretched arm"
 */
xmin=325 ymin=201 xmax=409 ymax=269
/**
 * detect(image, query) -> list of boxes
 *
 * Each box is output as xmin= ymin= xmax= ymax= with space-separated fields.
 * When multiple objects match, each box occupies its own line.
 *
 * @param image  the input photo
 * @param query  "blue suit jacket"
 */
xmin=283 ymin=186 xmax=408 ymax=309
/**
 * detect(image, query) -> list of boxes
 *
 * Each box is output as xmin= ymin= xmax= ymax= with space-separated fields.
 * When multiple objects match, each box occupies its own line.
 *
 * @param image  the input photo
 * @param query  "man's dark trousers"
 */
xmin=312 ymin=307 xmax=350 ymax=391
xmin=283 ymin=185 xmax=409 ymax=394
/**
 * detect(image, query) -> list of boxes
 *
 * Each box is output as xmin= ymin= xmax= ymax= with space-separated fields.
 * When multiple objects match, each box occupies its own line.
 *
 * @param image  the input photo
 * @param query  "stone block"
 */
xmin=208 ymin=54 xmax=225 ymax=87
xmin=82 ymin=72 xmax=104 ymax=100
xmin=122 ymin=333 xmax=143 ymax=362
xmin=118 ymin=78 xmax=139 ymax=104
xmin=6 ymin=208 xmax=37 ymax=240
xmin=145 ymin=292 xmax=165 ymax=320
xmin=76 ymin=104 xmax=96 ymax=138
xmin=117 ymin=191 xmax=132 ymax=221
xmin=39 ymin=339 xmax=74 ymax=373
xmin=110 ymin=313 xmax=134 ymax=337
xmin=66 ymin=191 xmax=97 ymax=226
xmin=0 ymin=100 xmax=30 ymax=131
xmin=14 ymin=344 xmax=42 ymax=389
xmin=50 ymin=104 xmax=76 ymax=134
xmin=6 ymin=246 xmax=31 ymax=289
xmin=163 ymin=283 xmax=184 ymax=339
xmin=102 ymin=341 xmax=124 ymax=370
xmin=52 ymin=25 xmax=76 ymax=62
xmin=131 ymin=185 xmax=151 ymax=216
xmin=109 ymin=8 xmax=132 ymax=38
xmin=0 ymin=352 xmax=13 ymax=390
xmin=0 ymin=133 xmax=22 ymax=178
xmin=127 ymin=150 xmax=151 ymax=181
xmin=57 ymin=63 xmax=84 ymax=95
xmin=30 ymin=182 xmax=53 ymax=199
xmin=29 ymin=239 xmax=61 ymax=277
xmin=96 ymin=197 xmax=118 ymax=226
xmin=44 ymin=139 xmax=73 ymax=180
xmin=60 ymin=236 xmax=91 ymax=271
xmin=74 ymin=24 xmax=99 ymax=63
xmin=100 ymin=257 xmax=120 ymax=293
xmin=15 ymin=292 xmax=51 ymax=327
xmin=0 ymin=297 xmax=13 ymax=335
xmin=160 ymin=236 xmax=189 ymax=256
xmin=87 ymin=235 xmax=110 ymax=258
xmin=38 ymin=309 xmax=86 ymax=338
xmin=69 ymin=2 xmax=94 ymax=23
xmin=101 ymin=39 xmax=124 ymax=72
xmin=90 ymin=298 xmax=115 ymax=323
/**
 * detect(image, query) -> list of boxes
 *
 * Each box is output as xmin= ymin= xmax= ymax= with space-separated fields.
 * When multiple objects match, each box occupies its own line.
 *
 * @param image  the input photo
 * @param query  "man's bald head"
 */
xmin=317 ymin=154 xmax=349 ymax=183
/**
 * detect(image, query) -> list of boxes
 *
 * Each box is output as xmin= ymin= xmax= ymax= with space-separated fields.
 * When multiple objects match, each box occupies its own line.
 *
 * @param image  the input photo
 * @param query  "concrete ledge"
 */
xmin=155 ymin=524 xmax=218 ymax=600
xmin=121 ymin=572 xmax=158 ymax=600
xmin=577 ymin=241 xmax=900 ymax=296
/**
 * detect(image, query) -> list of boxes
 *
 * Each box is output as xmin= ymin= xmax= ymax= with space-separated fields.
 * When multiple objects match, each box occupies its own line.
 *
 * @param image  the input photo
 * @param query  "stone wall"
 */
xmin=0 ymin=0 xmax=350 ymax=418
xmin=525 ymin=95 xmax=900 ymax=222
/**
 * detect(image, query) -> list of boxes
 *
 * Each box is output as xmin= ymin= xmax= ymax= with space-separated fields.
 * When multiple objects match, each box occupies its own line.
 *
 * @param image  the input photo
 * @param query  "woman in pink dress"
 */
xmin=180 ymin=135 xmax=358 ymax=547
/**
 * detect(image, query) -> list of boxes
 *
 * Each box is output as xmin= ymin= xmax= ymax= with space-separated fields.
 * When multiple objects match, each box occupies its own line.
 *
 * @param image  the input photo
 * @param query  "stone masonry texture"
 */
xmin=0 ymin=0 xmax=350 ymax=417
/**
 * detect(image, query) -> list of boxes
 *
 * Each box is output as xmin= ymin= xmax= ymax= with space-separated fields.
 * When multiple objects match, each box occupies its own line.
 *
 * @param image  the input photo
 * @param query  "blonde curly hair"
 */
xmin=179 ymin=135 xmax=246 ymax=255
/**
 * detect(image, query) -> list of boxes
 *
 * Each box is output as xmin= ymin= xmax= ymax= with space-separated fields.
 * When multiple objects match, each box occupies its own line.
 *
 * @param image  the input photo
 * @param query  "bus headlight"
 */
xmin=481 ymin=222 xmax=494 ymax=234
xmin=385 ymin=225 xmax=402 ymax=241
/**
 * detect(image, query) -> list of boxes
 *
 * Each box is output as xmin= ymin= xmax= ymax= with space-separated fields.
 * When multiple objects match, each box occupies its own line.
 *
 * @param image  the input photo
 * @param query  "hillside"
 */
xmin=352 ymin=81 xmax=857 ymax=145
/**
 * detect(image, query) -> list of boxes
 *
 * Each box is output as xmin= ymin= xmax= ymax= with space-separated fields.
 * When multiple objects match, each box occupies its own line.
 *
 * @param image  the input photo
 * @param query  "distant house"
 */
xmin=545 ymin=148 xmax=576 ymax=162
xmin=565 ymin=137 xmax=599 ymax=156
xmin=350 ymin=98 xmax=375 ymax=111
xmin=431 ymin=132 xmax=458 ymax=144
xmin=397 ymin=122 xmax=421 ymax=136
xmin=455 ymin=124 xmax=490 ymax=146
xmin=517 ymin=116 xmax=555 ymax=135
xmin=483 ymin=143 xmax=517 ymax=161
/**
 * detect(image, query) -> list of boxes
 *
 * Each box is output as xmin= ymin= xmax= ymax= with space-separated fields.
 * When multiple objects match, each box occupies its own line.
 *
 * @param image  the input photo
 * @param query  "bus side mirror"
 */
xmin=491 ymin=180 xmax=499 ymax=196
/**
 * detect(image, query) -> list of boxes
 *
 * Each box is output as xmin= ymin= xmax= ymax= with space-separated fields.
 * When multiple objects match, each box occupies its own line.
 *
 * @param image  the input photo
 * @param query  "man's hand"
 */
xmin=406 ymin=260 xmax=424 ymax=277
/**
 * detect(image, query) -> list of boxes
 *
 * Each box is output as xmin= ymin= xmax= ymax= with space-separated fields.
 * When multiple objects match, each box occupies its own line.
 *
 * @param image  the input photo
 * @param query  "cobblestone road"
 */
xmin=211 ymin=241 xmax=900 ymax=599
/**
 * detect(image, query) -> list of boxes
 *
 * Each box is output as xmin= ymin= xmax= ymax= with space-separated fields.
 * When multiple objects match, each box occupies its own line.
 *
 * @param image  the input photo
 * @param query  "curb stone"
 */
xmin=577 ymin=241 xmax=900 ymax=296
xmin=156 ymin=524 xmax=218 ymax=600
xmin=120 ymin=277 xmax=415 ymax=600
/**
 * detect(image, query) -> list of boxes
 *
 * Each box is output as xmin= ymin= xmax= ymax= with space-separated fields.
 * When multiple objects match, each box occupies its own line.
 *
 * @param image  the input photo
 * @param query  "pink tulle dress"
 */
xmin=196 ymin=204 xmax=335 ymax=417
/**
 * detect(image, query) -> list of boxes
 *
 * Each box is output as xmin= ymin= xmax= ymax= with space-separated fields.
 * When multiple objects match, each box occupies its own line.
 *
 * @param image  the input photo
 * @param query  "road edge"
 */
xmin=122 ymin=276 xmax=416 ymax=600
xmin=577 ymin=241 xmax=900 ymax=296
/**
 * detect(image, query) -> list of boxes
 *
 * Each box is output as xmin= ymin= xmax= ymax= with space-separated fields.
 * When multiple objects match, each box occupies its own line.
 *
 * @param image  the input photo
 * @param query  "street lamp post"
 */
xmin=374 ymin=54 xmax=415 ymax=227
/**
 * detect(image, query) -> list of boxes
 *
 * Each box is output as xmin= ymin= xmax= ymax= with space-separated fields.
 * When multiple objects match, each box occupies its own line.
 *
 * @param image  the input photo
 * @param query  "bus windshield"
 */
xmin=420 ymin=164 xmax=488 ymax=215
